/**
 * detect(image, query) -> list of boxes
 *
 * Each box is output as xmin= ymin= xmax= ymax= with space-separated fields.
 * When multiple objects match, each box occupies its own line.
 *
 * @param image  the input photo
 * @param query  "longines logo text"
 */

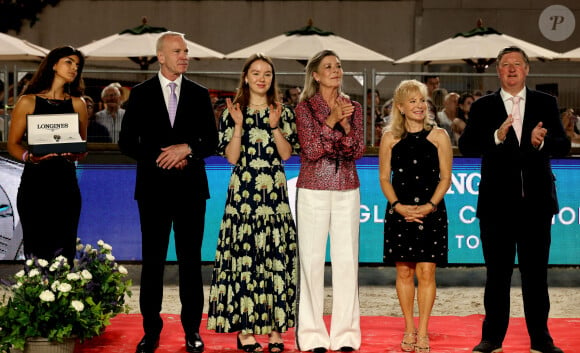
xmin=36 ymin=123 xmax=69 ymax=131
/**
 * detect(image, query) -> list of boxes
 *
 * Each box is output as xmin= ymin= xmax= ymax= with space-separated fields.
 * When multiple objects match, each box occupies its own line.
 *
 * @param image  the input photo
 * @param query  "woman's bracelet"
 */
xmin=22 ymin=151 xmax=29 ymax=163
xmin=428 ymin=201 xmax=437 ymax=212
xmin=390 ymin=201 xmax=400 ymax=209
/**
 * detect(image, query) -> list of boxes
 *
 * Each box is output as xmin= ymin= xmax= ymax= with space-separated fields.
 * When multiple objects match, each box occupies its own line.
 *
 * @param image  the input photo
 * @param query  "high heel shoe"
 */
xmin=401 ymin=331 xmax=417 ymax=352
xmin=268 ymin=331 xmax=284 ymax=353
xmin=415 ymin=335 xmax=430 ymax=353
xmin=237 ymin=333 xmax=262 ymax=352
xmin=268 ymin=342 xmax=284 ymax=353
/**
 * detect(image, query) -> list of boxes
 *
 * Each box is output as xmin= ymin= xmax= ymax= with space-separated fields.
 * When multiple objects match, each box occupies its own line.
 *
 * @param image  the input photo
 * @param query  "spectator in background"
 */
xmin=423 ymin=75 xmax=440 ymax=100
xmin=284 ymin=86 xmax=301 ymax=108
xmin=96 ymin=82 xmax=125 ymax=143
xmin=85 ymin=95 xmax=111 ymax=143
xmin=473 ymin=90 xmax=484 ymax=101
xmin=367 ymin=88 xmax=382 ymax=146
xmin=451 ymin=92 xmax=474 ymax=145
xmin=437 ymin=92 xmax=458 ymax=143
xmin=561 ymin=108 xmax=580 ymax=147
xmin=431 ymin=87 xmax=448 ymax=113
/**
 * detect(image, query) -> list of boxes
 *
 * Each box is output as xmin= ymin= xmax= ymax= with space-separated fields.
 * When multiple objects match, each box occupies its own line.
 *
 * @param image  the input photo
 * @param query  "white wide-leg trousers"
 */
xmin=295 ymin=188 xmax=361 ymax=351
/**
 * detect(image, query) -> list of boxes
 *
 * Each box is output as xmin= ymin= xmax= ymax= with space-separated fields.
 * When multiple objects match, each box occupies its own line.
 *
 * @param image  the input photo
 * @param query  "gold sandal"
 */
xmin=415 ymin=335 xmax=430 ymax=353
xmin=401 ymin=331 xmax=417 ymax=352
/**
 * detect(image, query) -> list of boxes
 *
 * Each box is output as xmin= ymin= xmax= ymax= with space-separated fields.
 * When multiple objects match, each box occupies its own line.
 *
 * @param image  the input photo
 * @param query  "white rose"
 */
xmin=58 ymin=282 xmax=72 ymax=293
xmin=15 ymin=270 xmax=25 ymax=278
xmin=54 ymin=255 xmax=67 ymax=264
xmin=84 ymin=244 xmax=92 ymax=252
xmin=118 ymin=265 xmax=128 ymax=275
xmin=103 ymin=243 xmax=112 ymax=251
xmin=37 ymin=259 xmax=49 ymax=267
xmin=67 ymin=273 xmax=80 ymax=281
xmin=25 ymin=259 xmax=33 ymax=266
xmin=51 ymin=280 xmax=60 ymax=291
xmin=105 ymin=254 xmax=115 ymax=261
xmin=81 ymin=270 xmax=92 ymax=280
xmin=97 ymin=240 xmax=104 ymax=246
xmin=71 ymin=300 xmax=84 ymax=312
xmin=28 ymin=269 xmax=40 ymax=277
xmin=76 ymin=243 xmax=84 ymax=251
xmin=39 ymin=290 xmax=55 ymax=302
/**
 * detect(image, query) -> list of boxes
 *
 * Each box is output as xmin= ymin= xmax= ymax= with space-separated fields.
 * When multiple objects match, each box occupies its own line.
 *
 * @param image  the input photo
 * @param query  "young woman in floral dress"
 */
xmin=207 ymin=54 xmax=299 ymax=353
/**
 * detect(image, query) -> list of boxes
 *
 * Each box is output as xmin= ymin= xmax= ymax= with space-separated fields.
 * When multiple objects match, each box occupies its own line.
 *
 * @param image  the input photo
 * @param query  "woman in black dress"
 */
xmin=7 ymin=46 xmax=88 ymax=265
xmin=378 ymin=79 xmax=452 ymax=353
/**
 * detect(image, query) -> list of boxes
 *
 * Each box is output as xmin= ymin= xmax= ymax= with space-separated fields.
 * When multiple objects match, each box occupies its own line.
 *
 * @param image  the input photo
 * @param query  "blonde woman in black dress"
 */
xmin=379 ymin=79 xmax=452 ymax=353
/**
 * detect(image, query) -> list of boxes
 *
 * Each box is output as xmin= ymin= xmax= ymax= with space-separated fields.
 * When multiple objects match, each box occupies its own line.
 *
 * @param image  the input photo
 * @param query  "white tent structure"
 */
xmin=226 ymin=20 xmax=393 ymax=63
xmin=0 ymin=33 xmax=48 ymax=61
xmin=395 ymin=20 xmax=560 ymax=72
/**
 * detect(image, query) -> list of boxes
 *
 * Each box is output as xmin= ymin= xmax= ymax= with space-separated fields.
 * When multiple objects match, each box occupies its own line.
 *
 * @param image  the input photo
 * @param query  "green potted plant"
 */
xmin=0 ymin=239 xmax=131 ymax=353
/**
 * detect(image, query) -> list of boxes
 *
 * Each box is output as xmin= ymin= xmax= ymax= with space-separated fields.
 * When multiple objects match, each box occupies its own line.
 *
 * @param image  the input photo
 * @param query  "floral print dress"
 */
xmin=207 ymin=105 xmax=300 ymax=334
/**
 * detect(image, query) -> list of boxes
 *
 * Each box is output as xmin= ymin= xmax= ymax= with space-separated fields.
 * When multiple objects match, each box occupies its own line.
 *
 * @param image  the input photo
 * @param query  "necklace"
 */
xmin=249 ymin=102 xmax=267 ymax=107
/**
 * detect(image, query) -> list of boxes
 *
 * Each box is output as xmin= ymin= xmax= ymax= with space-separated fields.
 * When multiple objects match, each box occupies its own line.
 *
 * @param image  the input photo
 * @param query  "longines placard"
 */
xmin=26 ymin=113 xmax=86 ymax=155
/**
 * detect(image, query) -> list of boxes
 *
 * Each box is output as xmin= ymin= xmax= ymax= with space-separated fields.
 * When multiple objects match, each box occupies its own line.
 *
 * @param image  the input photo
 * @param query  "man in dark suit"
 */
xmin=459 ymin=46 xmax=570 ymax=353
xmin=119 ymin=31 xmax=218 ymax=353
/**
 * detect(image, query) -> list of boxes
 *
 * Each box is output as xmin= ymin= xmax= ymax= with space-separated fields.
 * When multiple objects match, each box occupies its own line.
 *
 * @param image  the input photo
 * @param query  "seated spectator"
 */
xmin=437 ymin=92 xmax=458 ymax=144
xmin=561 ymin=108 xmax=580 ymax=147
xmin=451 ymin=92 xmax=474 ymax=145
xmin=472 ymin=90 xmax=483 ymax=101
xmin=95 ymin=83 xmax=125 ymax=142
xmin=85 ymin=95 xmax=112 ymax=143
xmin=284 ymin=86 xmax=301 ymax=108
xmin=432 ymin=87 xmax=448 ymax=113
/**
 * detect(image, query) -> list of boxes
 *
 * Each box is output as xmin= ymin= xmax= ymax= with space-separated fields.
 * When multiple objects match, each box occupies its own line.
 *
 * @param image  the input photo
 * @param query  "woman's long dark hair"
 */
xmin=23 ymin=45 xmax=85 ymax=97
xmin=233 ymin=53 xmax=280 ymax=108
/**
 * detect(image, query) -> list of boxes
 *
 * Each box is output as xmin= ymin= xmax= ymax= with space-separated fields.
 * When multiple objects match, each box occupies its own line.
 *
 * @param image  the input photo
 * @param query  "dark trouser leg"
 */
xmin=137 ymin=198 xmax=172 ymax=336
xmin=173 ymin=198 xmax=206 ymax=336
xmin=479 ymin=219 xmax=517 ymax=345
xmin=517 ymin=208 xmax=553 ymax=348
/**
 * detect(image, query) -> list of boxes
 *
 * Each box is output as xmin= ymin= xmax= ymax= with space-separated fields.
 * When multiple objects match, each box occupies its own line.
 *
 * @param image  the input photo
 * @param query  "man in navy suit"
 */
xmin=459 ymin=46 xmax=570 ymax=353
xmin=119 ymin=31 xmax=218 ymax=353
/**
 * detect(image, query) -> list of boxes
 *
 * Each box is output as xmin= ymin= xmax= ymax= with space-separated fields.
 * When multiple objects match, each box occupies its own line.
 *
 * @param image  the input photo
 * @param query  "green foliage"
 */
xmin=0 ymin=0 xmax=61 ymax=34
xmin=0 ymin=239 xmax=131 ymax=352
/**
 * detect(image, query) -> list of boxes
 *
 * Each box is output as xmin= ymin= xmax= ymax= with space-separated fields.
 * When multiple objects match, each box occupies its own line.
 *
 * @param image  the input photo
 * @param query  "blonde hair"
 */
xmin=386 ymin=79 xmax=433 ymax=139
xmin=300 ymin=49 xmax=348 ymax=102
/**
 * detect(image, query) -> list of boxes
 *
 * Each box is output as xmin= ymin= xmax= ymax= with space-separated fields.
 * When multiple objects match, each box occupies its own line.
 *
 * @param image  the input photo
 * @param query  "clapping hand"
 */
xmin=268 ymin=102 xmax=282 ymax=129
xmin=225 ymin=98 xmax=243 ymax=127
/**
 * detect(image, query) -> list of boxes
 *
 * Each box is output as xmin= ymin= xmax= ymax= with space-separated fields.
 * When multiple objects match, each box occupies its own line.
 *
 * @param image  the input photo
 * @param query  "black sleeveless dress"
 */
xmin=16 ymin=97 xmax=81 ymax=264
xmin=383 ymin=129 xmax=448 ymax=265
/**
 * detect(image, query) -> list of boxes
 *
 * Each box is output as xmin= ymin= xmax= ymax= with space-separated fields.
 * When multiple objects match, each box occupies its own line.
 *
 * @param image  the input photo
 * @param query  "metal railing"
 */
xmin=2 ymin=66 xmax=579 ymax=148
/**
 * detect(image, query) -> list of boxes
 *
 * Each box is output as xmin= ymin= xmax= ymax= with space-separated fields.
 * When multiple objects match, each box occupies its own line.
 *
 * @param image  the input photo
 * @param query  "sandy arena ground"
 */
xmin=123 ymin=265 xmax=580 ymax=318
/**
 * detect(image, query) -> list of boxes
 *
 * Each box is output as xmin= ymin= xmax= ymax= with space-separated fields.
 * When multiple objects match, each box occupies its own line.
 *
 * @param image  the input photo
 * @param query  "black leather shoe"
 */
xmin=310 ymin=348 xmax=327 ymax=353
xmin=339 ymin=347 xmax=355 ymax=352
xmin=136 ymin=335 xmax=160 ymax=353
xmin=186 ymin=332 xmax=205 ymax=353
xmin=472 ymin=340 xmax=503 ymax=353
xmin=530 ymin=343 xmax=564 ymax=353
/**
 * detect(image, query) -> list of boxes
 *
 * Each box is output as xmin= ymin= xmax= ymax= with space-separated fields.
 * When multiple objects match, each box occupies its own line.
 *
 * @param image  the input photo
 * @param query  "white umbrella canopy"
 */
xmin=0 ymin=32 xmax=49 ymax=60
xmin=395 ymin=20 xmax=560 ymax=72
xmin=78 ymin=18 xmax=224 ymax=69
xmin=556 ymin=47 xmax=580 ymax=61
xmin=225 ymin=20 xmax=394 ymax=63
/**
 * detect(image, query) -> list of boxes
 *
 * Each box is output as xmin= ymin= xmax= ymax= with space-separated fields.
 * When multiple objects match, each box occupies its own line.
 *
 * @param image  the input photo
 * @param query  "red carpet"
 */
xmin=74 ymin=314 xmax=579 ymax=353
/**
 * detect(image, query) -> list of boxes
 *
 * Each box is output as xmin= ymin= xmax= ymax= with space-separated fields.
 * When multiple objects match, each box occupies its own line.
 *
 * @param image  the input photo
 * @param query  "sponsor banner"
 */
xmin=2 ymin=156 xmax=579 ymax=264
